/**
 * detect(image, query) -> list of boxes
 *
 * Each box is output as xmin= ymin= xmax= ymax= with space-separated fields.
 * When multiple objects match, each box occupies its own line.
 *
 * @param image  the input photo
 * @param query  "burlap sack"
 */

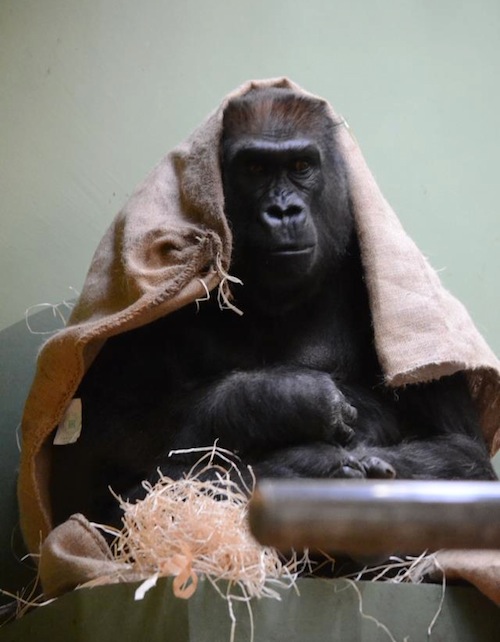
xmin=17 ymin=78 xmax=500 ymax=598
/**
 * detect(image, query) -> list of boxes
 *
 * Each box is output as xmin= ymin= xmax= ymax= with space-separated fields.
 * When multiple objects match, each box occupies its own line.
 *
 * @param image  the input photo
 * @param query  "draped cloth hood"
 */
xmin=18 ymin=78 xmax=500 ymax=576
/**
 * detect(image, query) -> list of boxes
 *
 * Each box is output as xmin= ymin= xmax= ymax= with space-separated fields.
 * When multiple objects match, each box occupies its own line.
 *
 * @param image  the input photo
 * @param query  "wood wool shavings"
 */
xmin=108 ymin=449 xmax=307 ymax=603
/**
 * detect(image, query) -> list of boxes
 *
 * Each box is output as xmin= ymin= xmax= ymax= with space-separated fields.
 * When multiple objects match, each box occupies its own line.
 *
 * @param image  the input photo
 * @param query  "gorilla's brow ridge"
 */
xmin=226 ymin=139 xmax=321 ymax=164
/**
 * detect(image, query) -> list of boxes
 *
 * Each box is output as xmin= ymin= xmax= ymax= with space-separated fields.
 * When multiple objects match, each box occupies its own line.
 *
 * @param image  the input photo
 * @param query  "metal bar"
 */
xmin=248 ymin=479 xmax=500 ymax=556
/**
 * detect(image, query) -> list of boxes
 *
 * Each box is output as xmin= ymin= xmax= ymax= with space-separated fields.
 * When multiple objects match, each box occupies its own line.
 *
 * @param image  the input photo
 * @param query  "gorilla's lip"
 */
xmin=269 ymin=245 xmax=315 ymax=256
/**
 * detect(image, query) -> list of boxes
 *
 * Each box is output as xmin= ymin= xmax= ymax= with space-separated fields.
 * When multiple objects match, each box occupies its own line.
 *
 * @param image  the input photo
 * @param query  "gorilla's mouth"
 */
xmin=263 ymin=245 xmax=317 ymax=278
xmin=269 ymin=245 xmax=315 ymax=256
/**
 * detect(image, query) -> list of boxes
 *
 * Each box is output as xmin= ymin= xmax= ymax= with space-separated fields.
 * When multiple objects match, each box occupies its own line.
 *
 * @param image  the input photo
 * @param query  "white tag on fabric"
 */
xmin=54 ymin=398 xmax=82 ymax=445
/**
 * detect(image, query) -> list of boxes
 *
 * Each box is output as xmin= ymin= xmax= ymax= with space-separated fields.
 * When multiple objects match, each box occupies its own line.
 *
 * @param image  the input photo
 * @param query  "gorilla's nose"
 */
xmin=262 ymin=204 xmax=305 ymax=227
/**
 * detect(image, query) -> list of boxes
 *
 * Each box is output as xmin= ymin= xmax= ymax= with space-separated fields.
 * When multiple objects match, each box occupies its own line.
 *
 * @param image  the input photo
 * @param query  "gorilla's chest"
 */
xmin=169 ymin=295 xmax=372 ymax=381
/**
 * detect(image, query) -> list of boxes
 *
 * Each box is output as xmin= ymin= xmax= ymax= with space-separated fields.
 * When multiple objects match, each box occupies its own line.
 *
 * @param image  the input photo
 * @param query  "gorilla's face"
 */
xmin=222 ymin=87 xmax=353 ymax=312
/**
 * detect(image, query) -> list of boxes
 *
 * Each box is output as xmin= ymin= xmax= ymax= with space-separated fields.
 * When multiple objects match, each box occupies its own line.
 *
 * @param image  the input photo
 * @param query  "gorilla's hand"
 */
xmin=251 ymin=443 xmax=395 ymax=480
xmin=322 ymin=379 xmax=358 ymax=446
xmin=267 ymin=369 xmax=358 ymax=447
xmin=356 ymin=454 xmax=396 ymax=479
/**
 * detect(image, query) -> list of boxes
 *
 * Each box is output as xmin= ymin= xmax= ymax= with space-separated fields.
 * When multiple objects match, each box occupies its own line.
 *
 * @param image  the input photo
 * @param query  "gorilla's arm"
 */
xmin=50 ymin=361 xmax=358 ymax=526
xmin=170 ymin=367 xmax=357 ymax=453
xmin=251 ymin=373 xmax=497 ymax=481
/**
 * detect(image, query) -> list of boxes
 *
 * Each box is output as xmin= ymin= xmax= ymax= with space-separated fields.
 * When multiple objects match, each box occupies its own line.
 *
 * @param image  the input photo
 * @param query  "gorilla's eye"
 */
xmin=291 ymin=159 xmax=310 ymax=173
xmin=247 ymin=162 xmax=265 ymax=175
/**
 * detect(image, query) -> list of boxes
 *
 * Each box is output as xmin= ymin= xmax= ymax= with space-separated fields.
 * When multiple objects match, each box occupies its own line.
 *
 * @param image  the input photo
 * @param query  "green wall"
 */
xmin=1 ymin=0 xmax=499 ymax=353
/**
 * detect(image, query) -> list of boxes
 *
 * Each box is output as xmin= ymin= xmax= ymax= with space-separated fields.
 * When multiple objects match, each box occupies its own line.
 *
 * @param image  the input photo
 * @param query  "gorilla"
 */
xmin=50 ymin=87 xmax=497 ymax=529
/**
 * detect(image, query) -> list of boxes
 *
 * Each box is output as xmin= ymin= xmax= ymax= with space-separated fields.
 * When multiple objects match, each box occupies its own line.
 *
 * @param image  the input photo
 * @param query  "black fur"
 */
xmin=50 ymin=88 xmax=496 ymax=528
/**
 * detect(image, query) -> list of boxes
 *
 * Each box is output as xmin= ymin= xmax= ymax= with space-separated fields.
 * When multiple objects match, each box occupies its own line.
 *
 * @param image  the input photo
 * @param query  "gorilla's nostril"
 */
xmin=264 ymin=205 xmax=285 ymax=222
xmin=263 ymin=204 xmax=304 ymax=224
